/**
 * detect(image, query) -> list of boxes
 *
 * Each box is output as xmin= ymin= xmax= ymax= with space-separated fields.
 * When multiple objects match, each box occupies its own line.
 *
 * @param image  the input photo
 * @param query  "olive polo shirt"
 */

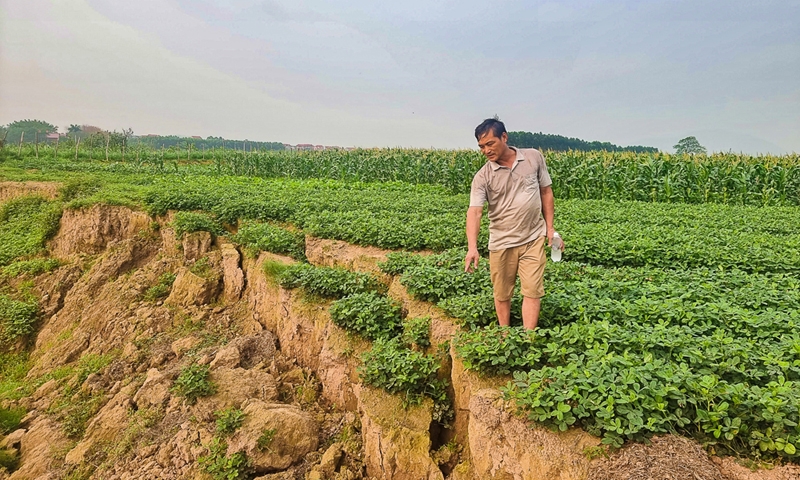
xmin=469 ymin=147 xmax=552 ymax=251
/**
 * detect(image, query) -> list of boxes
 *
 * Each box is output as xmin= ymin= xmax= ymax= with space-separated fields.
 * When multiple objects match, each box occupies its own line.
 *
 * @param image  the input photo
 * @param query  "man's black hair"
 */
xmin=475 ymin=118 xmax=506 ymax=141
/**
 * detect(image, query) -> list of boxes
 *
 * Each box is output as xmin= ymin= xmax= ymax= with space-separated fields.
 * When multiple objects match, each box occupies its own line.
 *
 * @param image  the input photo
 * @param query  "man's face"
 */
xmin=477 ymin=131 xmax=508 ymax=162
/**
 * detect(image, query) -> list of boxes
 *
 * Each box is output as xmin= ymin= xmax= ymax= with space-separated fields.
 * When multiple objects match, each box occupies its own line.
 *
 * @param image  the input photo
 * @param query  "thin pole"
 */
xmin=35 ymin=132 xmax=39 ymax=159
xmin=75 ymin=135 xmax=80 ymax=161
xmin=17 ymin=131 xmax=24 ymax=157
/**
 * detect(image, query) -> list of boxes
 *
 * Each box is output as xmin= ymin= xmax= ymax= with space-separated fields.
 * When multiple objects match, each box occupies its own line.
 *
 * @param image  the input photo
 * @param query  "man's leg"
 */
xmin=489 ymin=247 xmax=517 ymax=327
xmin=521 ymin=296 xmax=541 ymax=329
xmin=518 ymin=237 xmax=547 ymax=330
xmin=494 ymin=298 xmax=511 ymax=326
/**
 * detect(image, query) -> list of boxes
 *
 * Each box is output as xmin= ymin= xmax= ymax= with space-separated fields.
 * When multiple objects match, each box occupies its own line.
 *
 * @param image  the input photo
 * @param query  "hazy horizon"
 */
xmin=1 ymin=0 xmax=798 ymax=154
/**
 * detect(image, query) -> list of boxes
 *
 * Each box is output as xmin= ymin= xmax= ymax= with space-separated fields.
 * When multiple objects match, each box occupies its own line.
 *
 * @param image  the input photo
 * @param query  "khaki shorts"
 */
xmin=489 ymin=236 xmax=546 ymax=301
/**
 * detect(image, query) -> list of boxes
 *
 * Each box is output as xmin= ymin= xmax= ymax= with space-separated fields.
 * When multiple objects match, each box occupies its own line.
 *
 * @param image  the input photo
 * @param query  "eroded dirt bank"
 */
xmin=1 ymin=192 xmax=798 ymax=480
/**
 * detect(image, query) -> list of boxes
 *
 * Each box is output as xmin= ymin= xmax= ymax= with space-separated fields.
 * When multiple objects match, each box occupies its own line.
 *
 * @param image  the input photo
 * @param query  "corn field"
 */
xmin=2 ymin=142 xmax=799 ymax=206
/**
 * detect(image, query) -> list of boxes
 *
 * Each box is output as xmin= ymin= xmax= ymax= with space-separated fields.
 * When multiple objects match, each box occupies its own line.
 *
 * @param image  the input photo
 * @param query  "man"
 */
xmin=464 ymin=118 xmax=560 ymax=330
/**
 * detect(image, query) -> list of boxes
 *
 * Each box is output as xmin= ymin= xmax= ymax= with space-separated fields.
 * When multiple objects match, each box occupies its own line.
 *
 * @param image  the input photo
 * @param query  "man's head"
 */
xmin=475 ymin=118 xmax=510 ymax=162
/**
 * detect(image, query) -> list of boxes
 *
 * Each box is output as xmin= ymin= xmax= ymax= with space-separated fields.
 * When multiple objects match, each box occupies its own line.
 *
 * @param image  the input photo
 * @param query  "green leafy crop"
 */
xmin=329 ymin=292 xmax=403 ymax=341
xmin=454 ymin=326 xmax=542 ymax=376
xmin=402 ymin=316 xmax=431 ymax=349
xmin=279 ymin=264 xmax=384 ymax=299
xmin=171 ymin=211 xmax=224 ymax=237
xmin=359 ymin=339 xmax=442 ymax=399
xmin=232 ymin=220 xmax=306 ymax=260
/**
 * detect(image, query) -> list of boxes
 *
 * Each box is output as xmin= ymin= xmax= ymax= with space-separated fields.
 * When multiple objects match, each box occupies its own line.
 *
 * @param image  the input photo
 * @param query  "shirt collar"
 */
xmin=489 ymin=146 xmax=525 ymax=171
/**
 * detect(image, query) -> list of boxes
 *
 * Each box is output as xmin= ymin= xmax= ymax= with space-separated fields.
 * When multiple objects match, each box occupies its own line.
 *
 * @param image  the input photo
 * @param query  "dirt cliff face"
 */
xmin=1 ymin=189 xmax=798 ymax=480
xmin=0 ymin=204 xmax=368 ymax=480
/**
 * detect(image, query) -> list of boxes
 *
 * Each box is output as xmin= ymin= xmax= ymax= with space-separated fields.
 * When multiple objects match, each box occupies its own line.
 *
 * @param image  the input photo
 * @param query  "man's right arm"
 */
xmin=464 ymin=206 xmax=483 ymax=272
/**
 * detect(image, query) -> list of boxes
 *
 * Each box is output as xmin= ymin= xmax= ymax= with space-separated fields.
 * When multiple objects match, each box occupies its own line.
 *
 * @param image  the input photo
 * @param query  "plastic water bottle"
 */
xmin=551 ymin=232 xmax=563 ymax=262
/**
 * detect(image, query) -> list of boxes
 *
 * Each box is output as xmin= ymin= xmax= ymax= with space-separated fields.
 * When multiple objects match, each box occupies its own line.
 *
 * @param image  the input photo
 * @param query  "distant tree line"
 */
xmin=0 ymin=119 xmax=58 ymax=146
xmin=507 ymin=131 xmax=658 ymax=153
xmin=132 ymin=135 xmax=284 ymax=151
xmin=0 ymin=119 xmax=284 ymax=152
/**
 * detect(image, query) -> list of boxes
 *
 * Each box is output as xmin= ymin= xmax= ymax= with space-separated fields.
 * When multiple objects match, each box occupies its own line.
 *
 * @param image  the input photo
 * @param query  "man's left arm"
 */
xmin=540 ymin=185 xmax=555 ymax=247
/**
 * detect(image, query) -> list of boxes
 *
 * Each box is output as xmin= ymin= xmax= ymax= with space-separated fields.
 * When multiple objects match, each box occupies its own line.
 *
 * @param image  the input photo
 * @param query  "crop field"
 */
xmin=3 ymin=144 xmax=800 ymax=205
xmin=1 ymin=146 xmax=799 ymax=461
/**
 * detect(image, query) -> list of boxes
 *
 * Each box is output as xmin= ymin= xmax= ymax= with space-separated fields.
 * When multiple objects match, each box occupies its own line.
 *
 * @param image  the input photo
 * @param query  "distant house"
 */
xmin=191 ymin=136 xmax=202 ymax=139
xmin=283 ymin=144 xmax=297 ymax=151
xmin=313 ymin=145 xmax=325 ymax=151
xmin=296 ymin=144 xmax=314 ymax=151
xmin=45 ymin=133 xmax=60 ymax=141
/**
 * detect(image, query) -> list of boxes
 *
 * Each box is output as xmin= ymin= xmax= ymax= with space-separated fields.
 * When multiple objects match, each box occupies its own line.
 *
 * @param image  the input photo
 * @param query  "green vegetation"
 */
xmin=3 ymin=144 xmax=800 ymax=205
xmin=674 ymin=136 xmax=707 ymax=155
xmin=0 ymin=196 xmax=62 ymax=266
xmin=0 ymin=294 xmax=38 ymax=343
xmin=454 ymin=326 xmax=539 ymax=376
xmin=261 ymin=259 xmax=290 ymax=283
xmin=0 ymin=448 xmax=19 ymax=472
xmin=142 ymin=176 xmax=800 ymax=266
xmin=170 ymin=211 xmax=224 ymax=237
xmin=55 ymin=393 xmax=106 ymax=439
xmin=0 ymin=353 xmax=29 ymax=401
xmin=391 ymin=250 xmax=800 ymax=457
xmin=329 ymin=292 xmax=404 ymax=341
xmin=46 ymin=354 xmax=116 ymax=439
xmin=142 ymin=272 xmax=177 ymax=301
xmin=215 ymin=407 xmax=246 ymax=437
xmin=359 ymin=339 xmax=444 ymax=404
xmin=507 ymin=130 xmax=658 ymax=153
xmin=278 ymin=263 xmax=385 ymax=299
xmin=130 ymin=134 xmax=284 ymax=151
xmin=189 ymin=257 xmax=215 ymax=279
xmin=1 ymin=258 xmax=61 ymax=278
xmin=0 ymin=405 xmax=25 ymax=434
xmin=58 ymin=178 xmax=102 ymax=202
xmin=274 ymin=261 xmax=451 ymax=421
xmin=232 ymin=220 xmax=306 ymax=260
xmin=1 ymin=119 xmax=57 ymax=145
xmin=171 ymin=364 xmax=216 ymax=404
xmin=3 ymin=143 xmax=800 ymax=461
xmin=402 ymin=316 xmax=431 ymax=349
xmin=198 ymin=437 xmax=251 ymax=480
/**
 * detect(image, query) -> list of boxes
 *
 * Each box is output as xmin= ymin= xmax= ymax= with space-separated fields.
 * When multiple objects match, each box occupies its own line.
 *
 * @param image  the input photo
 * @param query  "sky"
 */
xmin=1 ymin=0 xmax=799 ymax=153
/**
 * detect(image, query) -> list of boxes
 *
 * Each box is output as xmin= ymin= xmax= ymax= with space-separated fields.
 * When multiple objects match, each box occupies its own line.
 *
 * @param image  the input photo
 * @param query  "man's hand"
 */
xmin=546 ymin=229 xmax=565 ymax=251
xmin=464 ymin=248 xmax=480 ymax=273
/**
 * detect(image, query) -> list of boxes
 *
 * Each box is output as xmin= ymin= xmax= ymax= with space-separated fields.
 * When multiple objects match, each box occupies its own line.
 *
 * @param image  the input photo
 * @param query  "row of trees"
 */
xmin=507 ymin=131 xmax=659 ymax=153
xmin=132 ymin=135 xmax=284 ymax=151
xmin=0 ymin=120 xmax=58 ymax=146
xmin=1 ymin=119 xmax=705 ymax=155
xmin=0 ymin=120 xmax=284 ymax=152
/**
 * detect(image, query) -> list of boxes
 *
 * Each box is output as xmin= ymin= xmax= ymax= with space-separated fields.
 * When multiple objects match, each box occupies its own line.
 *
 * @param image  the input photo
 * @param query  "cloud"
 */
xmin=1 ymin=0 xmax=798 ymax=152
xmin=0 ymin=0 xmax=467 ymax=146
